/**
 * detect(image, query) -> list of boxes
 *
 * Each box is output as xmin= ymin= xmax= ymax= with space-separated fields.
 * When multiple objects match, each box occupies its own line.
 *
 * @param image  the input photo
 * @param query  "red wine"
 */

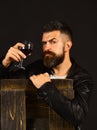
xmin=20 ymin=48 xmax=32 ymax=56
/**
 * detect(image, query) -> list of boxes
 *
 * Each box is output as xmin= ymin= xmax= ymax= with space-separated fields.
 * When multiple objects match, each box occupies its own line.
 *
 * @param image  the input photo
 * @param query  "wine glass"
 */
xmin=15 ymin=40 xmax=33 ymax=70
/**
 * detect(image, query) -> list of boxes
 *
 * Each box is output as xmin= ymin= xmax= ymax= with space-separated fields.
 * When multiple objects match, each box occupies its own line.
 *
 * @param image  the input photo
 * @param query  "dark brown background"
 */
xmin=0 ymin=0 xmax=97 ymax=130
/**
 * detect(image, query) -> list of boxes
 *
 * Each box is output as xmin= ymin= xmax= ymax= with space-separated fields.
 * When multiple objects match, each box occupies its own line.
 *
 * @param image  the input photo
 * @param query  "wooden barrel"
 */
xmin=0 ymin=79 xmax=75 ymax=130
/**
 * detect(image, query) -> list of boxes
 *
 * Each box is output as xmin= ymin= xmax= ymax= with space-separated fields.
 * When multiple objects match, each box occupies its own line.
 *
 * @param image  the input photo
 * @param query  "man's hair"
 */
xmin=42 ymin=20 xmax=73 ymax=41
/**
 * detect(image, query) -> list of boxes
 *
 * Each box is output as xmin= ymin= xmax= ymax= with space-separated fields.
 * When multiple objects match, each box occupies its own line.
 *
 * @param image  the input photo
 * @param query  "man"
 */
xmin=0 ymin=20 xmax=93 ymax=129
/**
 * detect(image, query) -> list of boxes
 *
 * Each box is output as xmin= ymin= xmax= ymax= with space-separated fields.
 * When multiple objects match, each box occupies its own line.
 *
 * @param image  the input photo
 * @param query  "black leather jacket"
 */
xmin=0 ymin=57 xmax=93 ymax=130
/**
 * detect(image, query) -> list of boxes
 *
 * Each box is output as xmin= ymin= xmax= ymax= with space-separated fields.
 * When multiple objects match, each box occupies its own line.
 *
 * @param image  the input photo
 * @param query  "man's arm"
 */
xmin=0 ymin=43 xmax=26 ymax=79
xmin=29 ymin=73 xmax=93 ymax=126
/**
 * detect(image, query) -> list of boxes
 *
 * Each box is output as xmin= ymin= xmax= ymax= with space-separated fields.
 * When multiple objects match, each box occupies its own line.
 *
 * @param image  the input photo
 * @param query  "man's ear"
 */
xmin=65 ymin=41 xmax=72 ymax=51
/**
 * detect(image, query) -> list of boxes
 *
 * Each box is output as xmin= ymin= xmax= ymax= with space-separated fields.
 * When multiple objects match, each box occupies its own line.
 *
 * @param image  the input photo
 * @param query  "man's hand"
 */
xmin=2 ymin=43 xmax=26 ymax=67
xmin=30 ymin=73 xmax=51 ymax=88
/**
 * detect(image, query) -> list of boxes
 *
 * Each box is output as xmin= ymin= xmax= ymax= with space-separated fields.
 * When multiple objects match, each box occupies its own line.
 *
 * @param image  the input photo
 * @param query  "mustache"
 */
xmin=43 ymin=51 xmax=55 ymax=56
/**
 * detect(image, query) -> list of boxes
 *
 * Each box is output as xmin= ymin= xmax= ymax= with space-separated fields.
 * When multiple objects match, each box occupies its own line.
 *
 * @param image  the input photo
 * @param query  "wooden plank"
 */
xmin=0 ymin=79 xmax=27 ymax=130
xmin=26 ymin=78 xmax=75 ymax=130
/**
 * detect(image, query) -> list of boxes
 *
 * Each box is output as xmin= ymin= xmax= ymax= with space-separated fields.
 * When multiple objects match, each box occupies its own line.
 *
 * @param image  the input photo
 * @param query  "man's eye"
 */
xmin=42 ymin=42 xmax=46 ymax=45
xmin=51 ymin=40 xmax=56 ymax=44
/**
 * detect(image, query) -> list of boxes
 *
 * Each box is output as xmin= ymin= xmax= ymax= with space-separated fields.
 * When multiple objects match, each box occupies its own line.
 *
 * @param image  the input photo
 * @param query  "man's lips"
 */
xmin=45 ymin=53 xmax=51 ymax=56
xmin=43 ymin=51 xmax=55 ymax=57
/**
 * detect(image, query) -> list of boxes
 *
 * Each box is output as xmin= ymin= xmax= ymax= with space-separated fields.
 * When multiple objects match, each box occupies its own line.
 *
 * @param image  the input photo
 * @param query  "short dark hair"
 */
xmin=42 ymin=20 xmax=73 ymax=41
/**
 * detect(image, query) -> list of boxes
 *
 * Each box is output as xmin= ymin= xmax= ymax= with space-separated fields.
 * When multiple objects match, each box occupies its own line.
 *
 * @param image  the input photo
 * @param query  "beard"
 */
xmin=43 ymin=50 xmax=65 ymax=68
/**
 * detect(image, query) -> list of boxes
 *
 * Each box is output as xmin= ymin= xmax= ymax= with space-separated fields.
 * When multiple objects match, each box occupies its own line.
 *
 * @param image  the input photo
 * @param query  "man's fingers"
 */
xmin=29 ymin=73 xmax=51 ymax=88
xmin=9 ymin=47 xmax=26 ymax=59
xmin=13 ymin=42 xmax=24 ymax=49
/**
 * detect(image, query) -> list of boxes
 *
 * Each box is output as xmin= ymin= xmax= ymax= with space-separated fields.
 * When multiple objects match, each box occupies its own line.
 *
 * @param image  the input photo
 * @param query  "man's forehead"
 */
xmin=42 ymin=30 xmax=61 ymax=41
xmin=42 ymin=30 xmax=69 ymax=42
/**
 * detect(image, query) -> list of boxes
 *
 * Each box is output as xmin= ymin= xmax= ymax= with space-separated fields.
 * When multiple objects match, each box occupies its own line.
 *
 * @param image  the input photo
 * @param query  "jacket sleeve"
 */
xmin=0 ymin=57 xmax=10 ymax=79
xmin=37 ymin=76 xmax=93 ymax=126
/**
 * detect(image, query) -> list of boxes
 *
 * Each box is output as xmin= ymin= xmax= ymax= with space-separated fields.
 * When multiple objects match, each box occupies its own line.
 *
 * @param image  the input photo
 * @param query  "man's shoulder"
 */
xmin=69 ymin=58 xmax=92 ymax=80
xmin=26 ymin=59 xmax=44 ymax=69
xmin=26 ymin=59 xmax=50 ymax=76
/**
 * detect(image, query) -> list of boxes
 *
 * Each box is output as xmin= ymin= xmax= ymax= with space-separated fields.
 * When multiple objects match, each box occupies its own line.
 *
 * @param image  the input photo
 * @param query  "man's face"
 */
xmin=42 ymin=30 xmax=66 ymax=68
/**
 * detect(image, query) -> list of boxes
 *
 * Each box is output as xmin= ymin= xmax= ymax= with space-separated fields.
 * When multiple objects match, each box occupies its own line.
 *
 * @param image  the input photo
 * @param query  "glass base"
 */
xmin=15 ymin=64 xmax=25 ymax=70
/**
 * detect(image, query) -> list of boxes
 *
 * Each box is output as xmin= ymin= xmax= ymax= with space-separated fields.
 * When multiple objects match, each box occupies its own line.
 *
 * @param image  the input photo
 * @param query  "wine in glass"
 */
xmin=15 ymin=41 xmax=33 ymax=70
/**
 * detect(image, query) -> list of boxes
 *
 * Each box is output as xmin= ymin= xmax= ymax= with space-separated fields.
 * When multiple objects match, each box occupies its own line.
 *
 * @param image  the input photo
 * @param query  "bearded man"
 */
xmin=0 ymin=20 xmax=93 ymax=130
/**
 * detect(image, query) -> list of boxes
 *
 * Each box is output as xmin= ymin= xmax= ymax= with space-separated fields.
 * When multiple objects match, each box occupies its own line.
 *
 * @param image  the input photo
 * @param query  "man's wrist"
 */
xmin=2 ymin=59 xmax=11 ymax=68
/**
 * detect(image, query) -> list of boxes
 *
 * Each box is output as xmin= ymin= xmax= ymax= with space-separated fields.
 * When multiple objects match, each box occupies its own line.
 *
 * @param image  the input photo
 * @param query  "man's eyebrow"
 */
xmin=42 ymin=38 xmax=57 ymax=43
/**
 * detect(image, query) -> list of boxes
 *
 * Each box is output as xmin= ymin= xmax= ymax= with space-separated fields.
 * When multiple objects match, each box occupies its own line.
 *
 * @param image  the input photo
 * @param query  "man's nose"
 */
xmin=43 ymin=42 xmax=51 ymax=51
